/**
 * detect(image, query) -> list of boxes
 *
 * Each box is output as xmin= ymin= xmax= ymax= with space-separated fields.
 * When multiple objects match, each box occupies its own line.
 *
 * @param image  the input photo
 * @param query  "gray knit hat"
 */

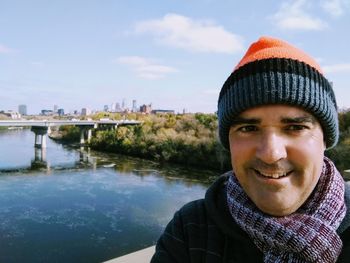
xmin=218 ymin=36 xmax=338 ymax=150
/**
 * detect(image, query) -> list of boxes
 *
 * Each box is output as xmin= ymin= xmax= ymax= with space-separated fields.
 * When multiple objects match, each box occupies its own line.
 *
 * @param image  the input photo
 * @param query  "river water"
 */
xmin=0 ymin=129 xmax=216 ymax=262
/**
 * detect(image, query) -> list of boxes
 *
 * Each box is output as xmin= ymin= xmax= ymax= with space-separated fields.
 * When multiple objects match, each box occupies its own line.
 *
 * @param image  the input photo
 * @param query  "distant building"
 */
xmin=53 ymin=105 xmax=58 ymax=113
xmin=152 ymin=109 xmax=175 ymax=114
xmin=58 ymin=108 xmax=65 ymax=116
xmin=110 ymin=103 xmax=116 ymax=112
xmin=81 ymin=108 xmax=91 ymax=116
xmin=18 ymin=104 xmax=27 ymax=115
xmin=115 ymin=102 xmax=121 ymax=112
xmin=3 ymin=110 xmax=21 ymax=119
xmin=103 ymin=105 xmax=109 ymax=112
xmin=122 ymin=98 xmax=126 ymax=110
xmin=41 ymin=109 xmax=54 ymax=116
xmin=123 ymin=108 xmax=131 ymax=114
xmin=140 ymin=104 xmax=152 ymax=114
xmin=132 ymin=100 xmax=137 ymax=112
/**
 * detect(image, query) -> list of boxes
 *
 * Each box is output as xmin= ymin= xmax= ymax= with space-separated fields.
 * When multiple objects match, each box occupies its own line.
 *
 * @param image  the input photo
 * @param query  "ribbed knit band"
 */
xmin=218 ymin=38 xmax=338 ymax=150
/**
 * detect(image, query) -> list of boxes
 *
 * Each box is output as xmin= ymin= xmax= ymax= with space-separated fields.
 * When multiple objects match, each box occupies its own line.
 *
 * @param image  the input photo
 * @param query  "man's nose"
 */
xmin=256 ymin=132 xmax=287 ymax=164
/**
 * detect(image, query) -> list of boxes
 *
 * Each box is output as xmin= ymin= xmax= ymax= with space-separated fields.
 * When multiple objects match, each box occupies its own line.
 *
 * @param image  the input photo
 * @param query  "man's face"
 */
xmin=228 ymin=105 xmax=325 ymax=216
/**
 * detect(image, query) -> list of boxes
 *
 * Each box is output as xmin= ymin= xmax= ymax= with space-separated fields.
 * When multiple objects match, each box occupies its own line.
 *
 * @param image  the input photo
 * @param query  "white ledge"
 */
xmin=104 ymin=246 xmax=155 ymax=263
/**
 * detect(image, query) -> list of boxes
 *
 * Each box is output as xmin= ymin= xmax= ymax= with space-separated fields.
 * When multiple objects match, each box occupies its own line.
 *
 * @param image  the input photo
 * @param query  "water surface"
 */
xmin=0 ymin=129 xmax=215 ymax=262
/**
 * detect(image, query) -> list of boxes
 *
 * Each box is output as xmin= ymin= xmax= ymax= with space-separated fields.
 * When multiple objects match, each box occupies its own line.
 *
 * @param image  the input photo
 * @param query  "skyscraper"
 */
xmin=111 ymin=103 xmax=116 ymax=112
xmin=122 ymin=98 xmax=126 ymax=110
xmin=18 ymin=104 xmax=27 ymax=115
xmin=115 ymin=103 xmax=121 ymax=112
xmin=81 ymin=108 xmax=91 ymax=116
xmin=132 ymin=100 xmax=137 ymax=112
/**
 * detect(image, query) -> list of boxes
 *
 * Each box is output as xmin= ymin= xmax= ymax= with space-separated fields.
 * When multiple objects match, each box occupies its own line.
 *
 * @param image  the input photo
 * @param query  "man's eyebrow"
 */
xmin=230 ymin=117 xmax=260 ymax=127
xmin=280 ymin=115 xmax=316 ymax=124
xmin=230 ymin=115 xmax=316 ymax=127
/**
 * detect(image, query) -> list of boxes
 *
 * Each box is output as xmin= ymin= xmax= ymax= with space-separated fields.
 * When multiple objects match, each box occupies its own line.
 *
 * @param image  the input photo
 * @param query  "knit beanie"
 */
xmin=218 ymin=36 xmax=338 ymax=150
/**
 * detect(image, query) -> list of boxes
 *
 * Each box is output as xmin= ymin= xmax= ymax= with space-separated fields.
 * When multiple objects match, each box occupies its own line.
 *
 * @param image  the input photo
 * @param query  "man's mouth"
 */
xmin=254 ymin=169 xmax=292 ymax=179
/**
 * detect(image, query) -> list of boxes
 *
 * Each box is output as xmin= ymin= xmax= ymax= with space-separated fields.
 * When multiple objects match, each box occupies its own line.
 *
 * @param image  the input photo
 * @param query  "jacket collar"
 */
xmin=338 ymin=182 xmax=350 ymax=233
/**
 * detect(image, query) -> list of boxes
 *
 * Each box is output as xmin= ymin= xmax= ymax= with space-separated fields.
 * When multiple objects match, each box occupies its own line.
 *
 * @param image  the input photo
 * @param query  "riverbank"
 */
xmin=51 ymin=114 xmax=232 ymax=173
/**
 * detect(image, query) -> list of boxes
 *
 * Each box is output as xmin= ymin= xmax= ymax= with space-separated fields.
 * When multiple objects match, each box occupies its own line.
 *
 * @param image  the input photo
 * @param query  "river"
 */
xmin=0 ymin=128 xmax=216 ymax=262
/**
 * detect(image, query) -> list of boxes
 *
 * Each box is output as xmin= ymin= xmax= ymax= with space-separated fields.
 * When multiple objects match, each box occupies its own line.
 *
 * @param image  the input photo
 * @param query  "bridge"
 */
xmin=0 ymin=119 xmax=141 ymax=148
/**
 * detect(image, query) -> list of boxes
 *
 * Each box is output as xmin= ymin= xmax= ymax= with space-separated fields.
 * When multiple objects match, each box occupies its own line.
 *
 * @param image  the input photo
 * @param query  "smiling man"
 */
xmin=228 ymin=105 xmax=326 ymax=217
xmin=151 ymin=37 xmax=350 ymax=262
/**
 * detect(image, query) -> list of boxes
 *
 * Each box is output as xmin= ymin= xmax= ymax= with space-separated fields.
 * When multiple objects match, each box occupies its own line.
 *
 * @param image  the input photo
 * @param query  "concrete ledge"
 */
xmin=104 ymin=246 xmax=155 ymax=263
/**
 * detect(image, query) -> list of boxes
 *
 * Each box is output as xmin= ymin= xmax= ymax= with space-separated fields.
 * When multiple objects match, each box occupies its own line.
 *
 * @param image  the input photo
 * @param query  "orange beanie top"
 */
xmin=234 ymin=36 xmax=323 ymax=74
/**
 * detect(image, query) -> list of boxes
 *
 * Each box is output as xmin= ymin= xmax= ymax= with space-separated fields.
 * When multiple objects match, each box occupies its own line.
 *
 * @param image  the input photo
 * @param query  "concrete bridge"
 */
xmin=0 ymin=119 xmax=141 ymax=148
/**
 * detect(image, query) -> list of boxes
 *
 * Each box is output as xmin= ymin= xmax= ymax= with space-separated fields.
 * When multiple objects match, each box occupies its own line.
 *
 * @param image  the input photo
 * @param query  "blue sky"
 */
xmin=1 ymin=0 xmax=350 ymax=114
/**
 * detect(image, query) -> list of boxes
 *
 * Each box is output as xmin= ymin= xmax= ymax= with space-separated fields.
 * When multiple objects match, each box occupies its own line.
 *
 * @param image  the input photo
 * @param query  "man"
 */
xmin=151 ymin=36 xmax=350 ymax=262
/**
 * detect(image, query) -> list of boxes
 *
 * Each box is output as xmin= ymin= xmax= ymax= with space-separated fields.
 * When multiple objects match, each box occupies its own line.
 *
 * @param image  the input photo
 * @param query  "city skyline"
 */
xmin=1 ymin=0 xmax=350 ymax=114
xmin=1 ymin=98 xmax=174 ymax=116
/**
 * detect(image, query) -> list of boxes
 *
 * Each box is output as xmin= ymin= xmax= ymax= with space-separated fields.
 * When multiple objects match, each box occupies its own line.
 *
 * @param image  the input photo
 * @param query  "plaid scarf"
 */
xmin=226 ymin=157 xmax=346 ymax=262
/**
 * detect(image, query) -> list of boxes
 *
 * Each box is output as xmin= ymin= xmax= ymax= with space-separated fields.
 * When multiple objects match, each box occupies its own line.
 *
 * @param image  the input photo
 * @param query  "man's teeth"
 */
xmin=257 ymin=171 xmax=288 ymax=179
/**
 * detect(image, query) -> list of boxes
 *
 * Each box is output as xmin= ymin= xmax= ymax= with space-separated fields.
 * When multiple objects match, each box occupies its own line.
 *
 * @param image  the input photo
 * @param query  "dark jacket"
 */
xmin=151 ymin=174 xmax=350 ymax=262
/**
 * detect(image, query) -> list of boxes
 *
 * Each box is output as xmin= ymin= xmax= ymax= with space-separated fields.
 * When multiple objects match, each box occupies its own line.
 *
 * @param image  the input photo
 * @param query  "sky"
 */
xmin=0 ymin=0 xmax=350 ymax=114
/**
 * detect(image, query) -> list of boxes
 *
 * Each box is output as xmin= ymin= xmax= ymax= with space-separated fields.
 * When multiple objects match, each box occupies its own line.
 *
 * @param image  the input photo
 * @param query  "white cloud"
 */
xmin=134 ymin=13 xmax=244 ymax=54
xmin=321 ymin=0 xmax=349 ymax=17
xmin=270 ymin=0 xmax=328 ymax=30
xmin=0 ymin=44 xmax=14 ymax=54
xmin=323 ymin=63 xmax=350 ymax=73
xmin=116 ymin=56 xmax=178 ymax=79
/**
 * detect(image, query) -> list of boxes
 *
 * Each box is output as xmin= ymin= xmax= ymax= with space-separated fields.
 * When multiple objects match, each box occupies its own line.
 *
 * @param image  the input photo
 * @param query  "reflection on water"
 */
xmin=0 ymin=129 xmax=216 ymax=185
xmin=0 ymin=129 xmax=217 ymax=262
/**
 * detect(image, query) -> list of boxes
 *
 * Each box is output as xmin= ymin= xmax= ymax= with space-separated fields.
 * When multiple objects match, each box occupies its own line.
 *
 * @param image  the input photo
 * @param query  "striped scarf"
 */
xmin=226 ymin=157 xmax=346 ymax=262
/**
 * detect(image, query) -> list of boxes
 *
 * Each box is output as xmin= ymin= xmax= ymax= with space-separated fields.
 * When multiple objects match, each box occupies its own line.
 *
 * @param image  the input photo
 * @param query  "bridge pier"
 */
xmin=80 ymin=129 xmax=85 ymax=145
xmin=31 ymin=126 xmax=49 ymax=148
xmin=34 ymin=147 xmax=47 ymax=162
xmin=87 ymin=129 xmax=92 ymax=143
xmin=31 ymin=147 xmax=50 ymax=171
xmin=79 ymin=125 xmax=95 ymax=145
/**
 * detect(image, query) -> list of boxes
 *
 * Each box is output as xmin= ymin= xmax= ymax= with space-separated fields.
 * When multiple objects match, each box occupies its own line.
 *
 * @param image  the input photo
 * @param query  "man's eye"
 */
xmin=238 ymin=125 xmax=258 ymax=132
xmin=286 ymin=125 xmax=308 ymax=131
